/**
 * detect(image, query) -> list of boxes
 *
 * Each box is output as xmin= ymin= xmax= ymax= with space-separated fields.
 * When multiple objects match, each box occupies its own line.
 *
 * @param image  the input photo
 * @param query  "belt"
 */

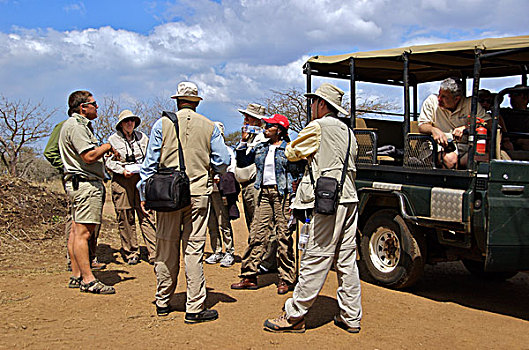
xmin=261 ymin=184 xmax=277 ymax=189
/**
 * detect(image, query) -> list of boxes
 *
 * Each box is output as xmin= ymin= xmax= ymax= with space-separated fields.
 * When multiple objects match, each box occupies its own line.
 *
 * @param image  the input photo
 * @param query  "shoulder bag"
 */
xmin=144 ymin=111 xmax=191 ymax=212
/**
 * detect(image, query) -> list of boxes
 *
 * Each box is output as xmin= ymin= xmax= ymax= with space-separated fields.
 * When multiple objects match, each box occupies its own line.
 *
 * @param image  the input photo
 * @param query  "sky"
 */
xmin=0 ymin=0 xmax=528 ymax=145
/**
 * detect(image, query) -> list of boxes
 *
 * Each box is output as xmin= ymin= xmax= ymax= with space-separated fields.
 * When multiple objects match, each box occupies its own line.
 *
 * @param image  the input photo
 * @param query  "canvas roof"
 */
xmin=306 ymin=35 xmax=529 ymax=84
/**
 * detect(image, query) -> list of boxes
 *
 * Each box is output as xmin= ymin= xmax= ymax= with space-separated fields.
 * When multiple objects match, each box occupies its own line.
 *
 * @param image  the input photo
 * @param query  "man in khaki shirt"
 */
xmin=59 ymin=90 xmax=118 ymax=294
xmin=418 ymin=77 xmax=488 ymax=169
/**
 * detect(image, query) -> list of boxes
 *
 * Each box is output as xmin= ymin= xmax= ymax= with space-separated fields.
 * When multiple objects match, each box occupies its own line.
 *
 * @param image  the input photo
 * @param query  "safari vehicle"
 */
xmin=303 ymin=35 xmax=529 ymax=288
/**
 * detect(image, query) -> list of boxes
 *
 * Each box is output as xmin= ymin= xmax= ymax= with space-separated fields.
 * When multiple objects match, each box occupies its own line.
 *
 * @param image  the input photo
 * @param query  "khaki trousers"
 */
xmin=115 ymin=208 xmax=156 ymax=261
xmin=207 ymin=191 xmax=234 ymax=254
xmin=241 ymin=182 xmax=258 ymax=231
xmin=154 ymin=195 xmax=210 ymax=313
xmin=284 ymin=203 xmax=362 ymax=328
xmin=240 ymin=187 xmax=295 ymax=284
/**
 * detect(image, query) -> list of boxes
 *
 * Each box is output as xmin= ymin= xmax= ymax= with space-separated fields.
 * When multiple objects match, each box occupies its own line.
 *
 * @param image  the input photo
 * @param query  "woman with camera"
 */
xmin=106 ymin=110 xmax=156 ymax=265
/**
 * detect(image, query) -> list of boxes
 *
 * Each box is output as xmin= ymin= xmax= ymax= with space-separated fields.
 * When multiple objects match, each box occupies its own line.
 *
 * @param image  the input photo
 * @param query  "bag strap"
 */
xmin=338 ymin=128 xmax=352 ymax=193
xmin=162 ymin=111 xmax=186 ymax=172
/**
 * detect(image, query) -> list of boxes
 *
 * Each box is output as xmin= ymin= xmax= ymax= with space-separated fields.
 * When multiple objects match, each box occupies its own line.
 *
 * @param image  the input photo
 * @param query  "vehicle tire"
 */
xmin=358 ymin=209 xmax=425 ymax=289
xmin=462 ymin=259 xmax=518 ymax=281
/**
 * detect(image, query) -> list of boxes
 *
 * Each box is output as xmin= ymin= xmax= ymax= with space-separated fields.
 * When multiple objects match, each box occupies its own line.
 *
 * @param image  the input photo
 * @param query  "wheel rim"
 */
xmin=368 ymin=227 xmax=401 ymax=273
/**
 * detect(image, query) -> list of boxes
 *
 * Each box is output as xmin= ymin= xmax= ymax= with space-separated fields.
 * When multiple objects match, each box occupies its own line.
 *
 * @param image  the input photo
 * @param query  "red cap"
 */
xmin=263 ymin=114 xmax=289 ymax=129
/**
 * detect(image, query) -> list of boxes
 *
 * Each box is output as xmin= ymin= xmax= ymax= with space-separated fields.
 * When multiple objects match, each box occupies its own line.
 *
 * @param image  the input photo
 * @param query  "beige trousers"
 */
xmin=154 ymin=195 xmax=210 ymax=313
xmin=240 ymin=187 xmax=295 ymax=284
xmin=241 ymin=182 xmax=258 ymax=231
xmin=115 ymin=208 xmax=156 ymax=261
xmin=284 ymin=203 xmax=362 ymax=328
xmin=207 ymin=191 xmax=234 ymax=254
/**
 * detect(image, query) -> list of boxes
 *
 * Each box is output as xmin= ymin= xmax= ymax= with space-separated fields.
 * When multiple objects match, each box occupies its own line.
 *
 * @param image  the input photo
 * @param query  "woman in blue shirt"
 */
xmin=231 ymin=114 xmax=297 ymax=295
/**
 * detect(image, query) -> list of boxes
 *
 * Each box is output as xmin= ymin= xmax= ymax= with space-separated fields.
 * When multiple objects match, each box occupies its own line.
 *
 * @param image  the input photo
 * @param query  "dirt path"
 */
xmin=1 ymin=201 xmax=529 ymax=349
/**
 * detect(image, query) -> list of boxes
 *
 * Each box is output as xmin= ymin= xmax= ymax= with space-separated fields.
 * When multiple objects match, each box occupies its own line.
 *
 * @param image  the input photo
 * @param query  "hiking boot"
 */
xmin=127 ymin=256 xmax=140 ymax=265
xmin=68 ymin=276 xmax=82 ymax=288
xmin=230 ymin=277 xmax=258 ymax=290
xmin=220 ymin=253 xmax=234 ymax=267
xmin=91 ymin=258 xmax=106 ymax=271
xmin=333 ymin=315 xmax=361 ymax=333
xmin=263 ymin=313 xmax=305 ymax=333
xmin=156 ymin=305 xmax=173 ymax=317
xmin=184 ymin=309 xmax=218 ymax=324
xmin=80 ymin=279 xmax=115 ymax=295
xmin=205 ymin=253 xmax=224 ymax=264
xmin=277 ymin=280 xmax=294 ymax=295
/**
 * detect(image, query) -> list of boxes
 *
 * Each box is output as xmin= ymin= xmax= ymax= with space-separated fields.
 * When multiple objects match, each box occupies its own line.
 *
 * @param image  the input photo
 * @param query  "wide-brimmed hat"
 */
xmin=238 ymin=103 xmax=266 ymax=120
xmin=116 ymin=109 xmax=141 ymax=131
xmin=170 ymin=81 xmax=203 ymax=102
xmin=305 ymin=83 xmax=349 ymax=116
xmin=263 ymin=114 xmax=289 ymax=130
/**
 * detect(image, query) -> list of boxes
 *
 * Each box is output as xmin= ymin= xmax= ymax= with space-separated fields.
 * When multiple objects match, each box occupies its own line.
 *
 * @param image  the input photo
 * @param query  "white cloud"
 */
xmin=0 ymin=0 xmax=527 ymax=133
xmin=63 ymin=2 xmax=86 ymax=15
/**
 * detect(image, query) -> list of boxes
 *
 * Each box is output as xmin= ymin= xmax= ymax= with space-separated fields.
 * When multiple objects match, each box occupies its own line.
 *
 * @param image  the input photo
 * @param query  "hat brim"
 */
xmin=116 ymin=116 xmax=141 ymax=131
xmin=305 ymin=92 xmax=350 ymax=116
xmin=170 ymin=94 xmax=202 ymax=101
xmin=238 ymin=109 xmax=265 ymax=120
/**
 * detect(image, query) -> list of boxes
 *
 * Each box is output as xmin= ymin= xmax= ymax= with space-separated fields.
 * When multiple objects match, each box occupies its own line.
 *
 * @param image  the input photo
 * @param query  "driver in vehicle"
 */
xmin=418 ymin=77 xmax=489 ymax=169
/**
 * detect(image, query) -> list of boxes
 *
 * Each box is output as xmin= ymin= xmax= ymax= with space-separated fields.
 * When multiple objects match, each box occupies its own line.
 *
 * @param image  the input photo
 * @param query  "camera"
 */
xmin=125 ymin=154 xmax=136 ymax=163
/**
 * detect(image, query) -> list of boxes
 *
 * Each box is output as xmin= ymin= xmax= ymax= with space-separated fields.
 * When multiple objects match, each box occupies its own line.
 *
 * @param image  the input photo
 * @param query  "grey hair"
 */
xmin=440 ymin=77 xmax=463 ymax=97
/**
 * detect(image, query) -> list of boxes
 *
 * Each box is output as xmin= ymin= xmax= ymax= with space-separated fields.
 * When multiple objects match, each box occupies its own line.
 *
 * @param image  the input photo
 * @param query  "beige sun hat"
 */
xmin=305 ymin=83 xmax=349 ymax=116
xmin=170 ymin=81 xmax=203 ymax=102
xmin=116 ymin=109 xmax=141 ymax=130
xmin=238 ymin=103 xmax=266 ymax=120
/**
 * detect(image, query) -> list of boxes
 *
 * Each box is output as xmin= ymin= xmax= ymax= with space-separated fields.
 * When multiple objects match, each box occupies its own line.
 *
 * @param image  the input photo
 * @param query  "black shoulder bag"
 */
xmin=144 ymin=111 xmax=191 ymax=212
xmin=309 ymin=128 xmax=351 ymax=215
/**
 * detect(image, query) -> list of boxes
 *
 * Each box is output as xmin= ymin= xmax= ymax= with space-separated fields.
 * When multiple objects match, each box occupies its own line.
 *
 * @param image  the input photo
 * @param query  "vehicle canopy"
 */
xmin=304 ymin=35 xmax=529 ymax=166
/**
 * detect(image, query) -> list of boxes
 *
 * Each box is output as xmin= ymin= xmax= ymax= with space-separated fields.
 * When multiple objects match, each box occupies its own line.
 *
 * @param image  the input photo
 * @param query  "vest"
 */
xmin=159 ymin=108 xmax=215 ymax=196
xmin=292 ymin=116 xmax=358 ymax=209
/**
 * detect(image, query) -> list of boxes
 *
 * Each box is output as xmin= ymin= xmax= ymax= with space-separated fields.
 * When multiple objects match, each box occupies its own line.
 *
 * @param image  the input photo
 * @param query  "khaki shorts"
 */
xmin=65 ymin=180 xmax=105 ymax=225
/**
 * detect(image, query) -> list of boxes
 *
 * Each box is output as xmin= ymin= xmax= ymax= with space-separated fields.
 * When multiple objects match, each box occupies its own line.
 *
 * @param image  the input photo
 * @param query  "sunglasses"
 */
xmin=82 ymin=101 xmax=98 ymax=107
xmin=265 ymin=122 xmax=279 ymax=129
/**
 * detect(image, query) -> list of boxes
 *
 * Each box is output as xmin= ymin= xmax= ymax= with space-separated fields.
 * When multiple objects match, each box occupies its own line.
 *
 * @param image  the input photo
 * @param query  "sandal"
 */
xmin=68 ymin=276 xmax=82 ymax=289
xmin=80 ymin=279 xmax=116 ymax=294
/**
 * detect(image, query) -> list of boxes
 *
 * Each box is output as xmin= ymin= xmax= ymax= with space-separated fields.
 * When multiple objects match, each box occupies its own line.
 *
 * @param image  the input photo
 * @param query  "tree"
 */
xmin=261 ymin=87 xmax=398 ymax=132
xmin=224 ymin=130 xmax=241 ymax=148
xmin=0 ymin=95 xmax=55 ymax=177
xmin=91 ymin=95 xmax=175 ymax=143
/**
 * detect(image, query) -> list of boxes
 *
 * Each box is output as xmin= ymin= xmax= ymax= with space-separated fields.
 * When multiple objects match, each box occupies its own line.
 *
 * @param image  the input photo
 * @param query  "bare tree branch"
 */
xmin=0 ymin=96 xmax=56 ymax=177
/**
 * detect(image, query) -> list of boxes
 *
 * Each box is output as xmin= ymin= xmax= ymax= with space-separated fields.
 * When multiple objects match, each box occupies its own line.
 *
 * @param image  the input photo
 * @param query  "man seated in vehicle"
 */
xmin=418 ymin=77 xmax=489 ymax=169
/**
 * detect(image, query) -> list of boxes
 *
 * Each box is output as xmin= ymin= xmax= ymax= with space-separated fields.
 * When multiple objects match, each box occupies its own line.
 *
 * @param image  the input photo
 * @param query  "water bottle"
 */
xmin=298 ymin=218 xmax=310 ymax=251
xmin=242 ymin=124 xmax=261 ymax=134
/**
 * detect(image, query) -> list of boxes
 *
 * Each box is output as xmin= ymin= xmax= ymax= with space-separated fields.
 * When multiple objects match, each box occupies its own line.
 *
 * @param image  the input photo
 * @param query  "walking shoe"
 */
xmin=127 ymin=256 xmax=140 ymax=265
xmin=205 ymin=253 xmax=224 ymax=264
xmin=91 ymin=258 xmax=106 ymax=271
xmin=263 ymin=313 xmax=305 ymax=333
xmin=333 ymin=315 xmax=361 ymax=334
xmin=184 ymin=309 xmax=218 ymax=324
xmin=68 ymin=276 xmax=82 ymax=288
xmin=230 ymin=277 xmax=258 ymax=290
xmin=277 ymin=280 xmax=294 ymax=295
xmin=80 ymin=279 xmax=115 ymax=294
xmin=156 ymin=305 xmax=173 ymax=317
xmin=220 ymin=253 xmax=234 ymax=267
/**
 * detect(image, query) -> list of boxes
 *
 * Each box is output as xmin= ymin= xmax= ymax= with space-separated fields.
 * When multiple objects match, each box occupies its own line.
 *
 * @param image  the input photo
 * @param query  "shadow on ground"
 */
xmin=402 ymin=262 xmax=529 ymax=321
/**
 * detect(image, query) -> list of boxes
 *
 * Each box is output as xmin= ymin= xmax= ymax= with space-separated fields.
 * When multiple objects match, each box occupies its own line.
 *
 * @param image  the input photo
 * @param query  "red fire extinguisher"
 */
xmin=475 ymin=117 xmax=487 ymax=156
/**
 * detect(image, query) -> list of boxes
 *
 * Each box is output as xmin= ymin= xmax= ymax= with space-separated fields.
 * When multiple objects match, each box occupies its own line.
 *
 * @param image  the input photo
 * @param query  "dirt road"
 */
xmin=1 ymin=199 xmax=529 ymax=349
